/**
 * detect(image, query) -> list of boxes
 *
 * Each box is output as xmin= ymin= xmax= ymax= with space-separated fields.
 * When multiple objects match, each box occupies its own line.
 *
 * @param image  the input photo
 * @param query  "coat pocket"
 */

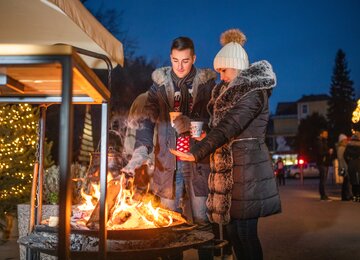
xmin=233 ymin=141 xmax=271 ymax=167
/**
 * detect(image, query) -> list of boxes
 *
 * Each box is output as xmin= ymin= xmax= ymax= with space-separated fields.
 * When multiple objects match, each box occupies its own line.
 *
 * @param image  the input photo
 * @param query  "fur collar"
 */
xmin=209 ymin=60 xmax=276 ymax=127
xmin=151 ymin=67 xmax=216 ymax=108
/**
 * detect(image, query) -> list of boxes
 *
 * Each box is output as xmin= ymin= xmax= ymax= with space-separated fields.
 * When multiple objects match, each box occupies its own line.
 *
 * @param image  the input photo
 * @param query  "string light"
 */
xmin=352 ymin=99 xmax=360 ymax=124
xmin=0 ymin=104 xmax=38 ymax=205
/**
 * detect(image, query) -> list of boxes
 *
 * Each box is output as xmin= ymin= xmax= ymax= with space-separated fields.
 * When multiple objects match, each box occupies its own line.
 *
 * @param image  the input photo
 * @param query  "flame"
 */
xmin=91 ymin=183 xmax=100 ymax=201
xmin=138 ymin=201 xmax=173 ymax=227
xmin=76 ymin=174 xmax=185 ymax=230
xmin=77 ymin=183 xmax=100 ymax=211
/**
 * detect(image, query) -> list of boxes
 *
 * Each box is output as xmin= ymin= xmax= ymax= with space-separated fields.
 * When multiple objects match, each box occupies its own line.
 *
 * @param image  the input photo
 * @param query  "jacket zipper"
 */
xmin=159 ymin=85 xmax=177 ymax=170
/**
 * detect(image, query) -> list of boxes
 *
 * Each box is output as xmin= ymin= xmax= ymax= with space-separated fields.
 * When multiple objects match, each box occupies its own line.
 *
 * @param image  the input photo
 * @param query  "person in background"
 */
xmin=315 ymin=129 xmax=332 ymax=201
xmin=122 ymin=36 xmax=216 ymax=259
xmin=123 ymin=91 xmax=150 ymax=158
xmin=275 ymin=157 xmax=286 ymax=186
xmin=344 ymin=130 xmax=360 ymax=202
xmin=336 ymin=133 xmax=353 ymax=201
xmin=122 ymin=91 xmax=153 ymax=195
xmin=171 ymin=28 xmax=281 ymax=260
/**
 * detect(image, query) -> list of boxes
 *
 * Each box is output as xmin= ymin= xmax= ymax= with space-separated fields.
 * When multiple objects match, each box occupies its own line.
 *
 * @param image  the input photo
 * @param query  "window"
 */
xmin=302 ymin=104 xmax=308 ymax=114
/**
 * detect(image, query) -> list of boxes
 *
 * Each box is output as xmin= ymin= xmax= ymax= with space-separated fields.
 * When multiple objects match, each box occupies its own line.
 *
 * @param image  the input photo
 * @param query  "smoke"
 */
xmin=121 ymin=146 xmax=153 ymax=177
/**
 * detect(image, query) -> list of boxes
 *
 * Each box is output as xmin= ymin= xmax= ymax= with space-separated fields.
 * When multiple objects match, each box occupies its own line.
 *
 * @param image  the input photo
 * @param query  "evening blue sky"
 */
xmin=85 ymin=0 xmax=360 ymax=113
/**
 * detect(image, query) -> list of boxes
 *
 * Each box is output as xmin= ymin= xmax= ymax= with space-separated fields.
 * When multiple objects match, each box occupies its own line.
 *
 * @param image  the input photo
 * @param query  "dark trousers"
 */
xmin=319 ymin=165 xmax=329 ymax=198
xmin=352 ymin=184 xmax=360 ymax=197
xmin=212 ymin=223 xmax=233 ymax=256
xmin=341 ymin=175 xmax=353 ymax=200
xmin=276 ymin=171 xmax=285 ymax=186
xmin=226 ymin=218 xmax=263 ymax=260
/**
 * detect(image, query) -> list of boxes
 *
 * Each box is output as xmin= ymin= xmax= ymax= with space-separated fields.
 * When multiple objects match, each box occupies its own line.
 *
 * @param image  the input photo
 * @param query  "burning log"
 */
xmin=86 ymin=178 xmax=121 ymax=229
xmin=110 ymin=210 xmax=132 ymax=225
xmin=135 ymin=204 xmax=171 ymax=227
xmin=158 ymin=208 xmax=187 ymax=224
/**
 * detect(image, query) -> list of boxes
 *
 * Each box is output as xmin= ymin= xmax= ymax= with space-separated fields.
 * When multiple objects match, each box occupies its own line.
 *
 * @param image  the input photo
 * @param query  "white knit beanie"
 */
xmin=338 ymin=133 xmax=347 ymax=142
xmin=213 ymin=29 xmax=249 ymax=71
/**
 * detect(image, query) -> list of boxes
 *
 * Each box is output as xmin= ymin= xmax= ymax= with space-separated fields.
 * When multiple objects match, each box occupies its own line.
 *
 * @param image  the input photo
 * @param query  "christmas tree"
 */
xmin=0 ymin=104 xmax=53 ymax=218
xmin=327 ymin=49 xmax=356 ymax=144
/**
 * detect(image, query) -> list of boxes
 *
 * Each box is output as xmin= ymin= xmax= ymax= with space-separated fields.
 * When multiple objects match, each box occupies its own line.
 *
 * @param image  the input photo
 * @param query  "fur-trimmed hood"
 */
xmin=151 ymin=66 xmax=217 ymax=108
xmin=209 ymin=60 xmax=276 ymax=127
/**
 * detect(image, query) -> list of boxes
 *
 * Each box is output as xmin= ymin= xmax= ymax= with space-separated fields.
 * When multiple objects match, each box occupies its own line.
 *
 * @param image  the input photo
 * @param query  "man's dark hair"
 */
xmin=171 ymin=37 xmax=195 ymax=55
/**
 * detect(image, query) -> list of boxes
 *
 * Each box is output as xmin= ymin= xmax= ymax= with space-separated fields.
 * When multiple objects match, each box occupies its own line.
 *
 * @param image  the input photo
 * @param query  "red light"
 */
xmin=299 ymin=159 xmax=305 ymax=165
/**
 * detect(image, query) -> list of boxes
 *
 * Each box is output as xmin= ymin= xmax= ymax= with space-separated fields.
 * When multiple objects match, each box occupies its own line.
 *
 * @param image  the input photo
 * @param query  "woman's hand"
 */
xmin=169 ymin=149 xmax=195 ymax=161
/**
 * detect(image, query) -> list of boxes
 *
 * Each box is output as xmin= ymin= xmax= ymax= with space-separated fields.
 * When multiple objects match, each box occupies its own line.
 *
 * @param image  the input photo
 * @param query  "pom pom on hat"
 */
xmin=220 ymin=29 xmax=247 ymax=46
xmin=214 ymin=29 xmax=249 ymax=71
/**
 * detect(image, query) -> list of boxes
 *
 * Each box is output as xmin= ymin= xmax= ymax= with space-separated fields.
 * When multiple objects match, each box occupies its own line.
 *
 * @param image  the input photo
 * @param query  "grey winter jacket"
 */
xmin=135 ymin=66 xmax=216 ymax=199
xmin=191 ymin=61 xmax=281 ymax=223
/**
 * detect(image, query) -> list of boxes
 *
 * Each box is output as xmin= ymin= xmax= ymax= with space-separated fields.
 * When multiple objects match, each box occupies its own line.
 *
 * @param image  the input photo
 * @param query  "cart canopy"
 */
xmin=0 ymin=0 xmax=124 ymax=69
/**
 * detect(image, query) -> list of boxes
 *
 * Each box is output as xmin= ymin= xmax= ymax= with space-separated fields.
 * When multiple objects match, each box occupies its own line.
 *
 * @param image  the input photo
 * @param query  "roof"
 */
xmin=297 ymin=94 xmax=330 ymax=103
xmin=0 ymin=0 xmax=124 ymax=69
xmin=0 ymin=44 xmax=110 ymax=104
xmin=275 ymin=102 xmax=298 ymax=115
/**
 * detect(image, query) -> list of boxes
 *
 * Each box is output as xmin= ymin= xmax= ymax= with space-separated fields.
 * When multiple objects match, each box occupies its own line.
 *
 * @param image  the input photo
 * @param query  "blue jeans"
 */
xmin=160 ymin=161 xmax=208 ymax=224
xmin=226 ymin=218 xmax=263 ymax=260
xmin=161 ymin=161 xmax=212 ymax=259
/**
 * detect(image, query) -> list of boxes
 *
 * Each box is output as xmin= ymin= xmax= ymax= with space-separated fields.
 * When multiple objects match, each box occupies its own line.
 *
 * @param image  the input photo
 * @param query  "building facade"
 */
xmin=267 ymin=94 xmax=330 ymax=164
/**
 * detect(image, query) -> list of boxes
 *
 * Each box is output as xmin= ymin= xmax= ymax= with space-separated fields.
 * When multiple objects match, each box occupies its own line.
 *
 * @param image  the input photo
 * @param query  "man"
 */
xmin=122 ymin=37 xmax=216 ymax=258
xmin=315 ymin=129 xmax=332 ymax=201
xmin=122 ymin=91 xmax=153 ymax=194
xmin=275 ymin=157 xmax=286 ymax=186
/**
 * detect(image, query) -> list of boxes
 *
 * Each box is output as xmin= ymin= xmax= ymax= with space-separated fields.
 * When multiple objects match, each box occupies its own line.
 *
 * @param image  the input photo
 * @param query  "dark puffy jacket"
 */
xmin=191 ymin=61 xmax=281 ymax=221
xmin=344 ymin=136 xmax=360 ymax=185
xmin=314 ymin=137 xmax=330 ymax=167
xmin=135 ymin=66 xmax=216 ymax=199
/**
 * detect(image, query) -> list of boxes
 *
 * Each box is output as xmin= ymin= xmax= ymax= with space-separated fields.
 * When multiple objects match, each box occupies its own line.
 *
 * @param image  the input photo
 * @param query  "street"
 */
xmin=259 ymin=178 xmax=360 ymax=260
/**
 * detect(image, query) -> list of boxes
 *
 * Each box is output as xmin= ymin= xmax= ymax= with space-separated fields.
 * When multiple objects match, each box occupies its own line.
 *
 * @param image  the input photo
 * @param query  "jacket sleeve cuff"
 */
xmin=190 ymin=139 xmax=214 ymax=162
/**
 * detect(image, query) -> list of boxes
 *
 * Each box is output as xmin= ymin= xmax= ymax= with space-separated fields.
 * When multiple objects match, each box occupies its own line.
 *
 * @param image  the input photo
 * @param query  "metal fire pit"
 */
xmin=34 ymin=222 xmax=197 ymax=240
xmin=18 ymin=228 xmax=217 ymax=259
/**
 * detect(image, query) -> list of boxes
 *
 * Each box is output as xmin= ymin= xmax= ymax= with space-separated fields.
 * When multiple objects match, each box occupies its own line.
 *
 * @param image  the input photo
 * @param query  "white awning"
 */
xmin=0 ymin=0 xmax=124 ymax=69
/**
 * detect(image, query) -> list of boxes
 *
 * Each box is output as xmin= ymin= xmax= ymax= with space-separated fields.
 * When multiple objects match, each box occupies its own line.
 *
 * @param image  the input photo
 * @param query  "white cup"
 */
xmin=190 ymin=121 xmax=204 ymax=138
xmin=169 ymin=112 xmax=182 ymax=127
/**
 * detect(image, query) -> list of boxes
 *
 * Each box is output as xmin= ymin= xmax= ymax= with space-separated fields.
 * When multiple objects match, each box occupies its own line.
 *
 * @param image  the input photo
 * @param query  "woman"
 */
xmin=171 ymin=29 xmax=281 ymax=259
xmin=336 ymin=133 xmax=352 ymax=201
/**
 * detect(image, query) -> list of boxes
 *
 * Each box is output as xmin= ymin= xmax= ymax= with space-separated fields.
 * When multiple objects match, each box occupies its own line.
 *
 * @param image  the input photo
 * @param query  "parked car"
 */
xmin=286 ymin=163 xmax=320 ymax=178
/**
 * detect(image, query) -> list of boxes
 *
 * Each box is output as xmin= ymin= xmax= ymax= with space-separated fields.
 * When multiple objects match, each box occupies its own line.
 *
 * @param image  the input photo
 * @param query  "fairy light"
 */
xmin=0 ymin=104 xmax=39 ymax=203
xmin=352 ymin=99 xmax=360 ymax=124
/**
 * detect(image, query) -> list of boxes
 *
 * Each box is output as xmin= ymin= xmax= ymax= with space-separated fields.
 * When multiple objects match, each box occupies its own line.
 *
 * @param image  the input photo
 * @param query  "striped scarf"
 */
xmin=170 ymin=66 xmax=196 ymax=116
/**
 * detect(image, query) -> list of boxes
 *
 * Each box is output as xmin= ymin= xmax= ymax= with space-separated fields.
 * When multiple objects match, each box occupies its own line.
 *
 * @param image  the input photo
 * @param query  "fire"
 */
xmin=138 ymin=201 xmax=173 ymax=227
xmin=73 ymin=174 xmax=185 ymax=230
xmin=77 ymin=183 xmax=100 ymax=211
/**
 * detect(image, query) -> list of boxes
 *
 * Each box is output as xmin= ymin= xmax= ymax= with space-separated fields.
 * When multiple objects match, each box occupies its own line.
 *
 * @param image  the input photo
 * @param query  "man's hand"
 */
xmin=121 ymin=146 xmax=149 ymax=177
xmin=173 ymin=115 xmax=191 ymax=134
xmin=169 ymin=148 xmax=195 ymax=161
